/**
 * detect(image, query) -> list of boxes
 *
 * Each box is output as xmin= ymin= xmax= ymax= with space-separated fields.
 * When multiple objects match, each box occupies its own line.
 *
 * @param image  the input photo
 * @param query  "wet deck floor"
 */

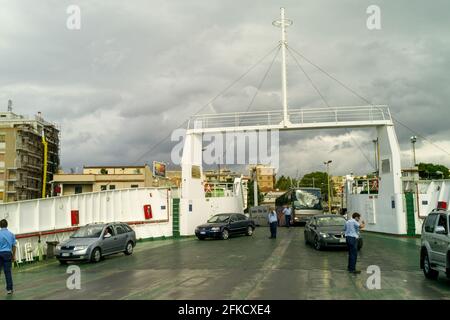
xmin=2 ymin=227 xmax=450 ymax=300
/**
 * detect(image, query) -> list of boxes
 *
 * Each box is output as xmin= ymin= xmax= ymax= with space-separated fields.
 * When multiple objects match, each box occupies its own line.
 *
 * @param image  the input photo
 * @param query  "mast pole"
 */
xmin=280 ymin=8 xmax=289 ymax=126
xmin=273 ymin=8 xmax=292 ymax=126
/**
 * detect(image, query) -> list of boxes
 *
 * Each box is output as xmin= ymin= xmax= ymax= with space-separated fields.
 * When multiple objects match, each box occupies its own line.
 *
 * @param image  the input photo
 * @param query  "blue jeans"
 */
xmin=269 ymin=222 xmax=277 ymax=238
xmin=0 ymin=251 xmax=13 ymax=291
xmin=346 ymin=236 xmax=358 ymax=272
xmin=285 ymin=215 xmax=291 ymax=228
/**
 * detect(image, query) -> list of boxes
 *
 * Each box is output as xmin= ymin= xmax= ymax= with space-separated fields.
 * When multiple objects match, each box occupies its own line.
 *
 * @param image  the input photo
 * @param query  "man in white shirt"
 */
xmin=268 ymin=207 xmax=278 ymax=239
xmin=282 ymin=205 xmax=292 ymax=228
xmin=344 ymin=212 xmax=365 ymax=274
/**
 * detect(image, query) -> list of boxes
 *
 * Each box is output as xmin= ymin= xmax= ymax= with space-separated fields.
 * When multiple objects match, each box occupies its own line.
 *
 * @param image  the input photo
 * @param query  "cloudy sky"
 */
xmin=1 ymin=0 xmax=449 ymax=177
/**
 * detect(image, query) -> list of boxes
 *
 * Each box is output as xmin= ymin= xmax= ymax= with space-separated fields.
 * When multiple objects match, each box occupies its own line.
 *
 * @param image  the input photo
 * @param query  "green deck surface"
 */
xmin=1 ymin=227 xmax=450 ymax=300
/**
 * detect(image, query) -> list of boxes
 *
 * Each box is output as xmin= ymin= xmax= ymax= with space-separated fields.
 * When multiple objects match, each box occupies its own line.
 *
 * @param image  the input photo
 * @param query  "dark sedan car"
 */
xmin=304 ymin=215 xmax=363 ymax=250
xmin=195 ymin=213 xmax=256 ymax=240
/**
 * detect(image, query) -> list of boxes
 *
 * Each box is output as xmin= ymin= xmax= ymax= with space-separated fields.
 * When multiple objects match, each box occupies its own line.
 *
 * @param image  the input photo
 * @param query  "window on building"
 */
xmin=131 ymin=184 xmax=139 ymax=188
xmin=109 ymin=185 xmax=116 ymax=190
xmin=74 ymin=185 xmax=82 ymax=194
xmin=101 ymin=185 xmax=107 ymax=191
xmin=381 ymin=159 xmax=391 ymax=174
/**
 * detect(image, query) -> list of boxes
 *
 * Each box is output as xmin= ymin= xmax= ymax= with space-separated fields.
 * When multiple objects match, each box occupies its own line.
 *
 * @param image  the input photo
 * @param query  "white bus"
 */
xmin=275 ymin=187 xmax=324 ymax=224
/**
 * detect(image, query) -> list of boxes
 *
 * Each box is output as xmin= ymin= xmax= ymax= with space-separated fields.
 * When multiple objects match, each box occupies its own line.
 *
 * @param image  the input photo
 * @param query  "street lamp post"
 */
xmin=253 ymin=168 xmax=259 ymax=207
xmin=324 ymin=160 xmax=332 ymax=214
xmin=372 ymin=138 xmax=379 ymax=174
xmin=410 ymin=136 xmax=417 ymax=167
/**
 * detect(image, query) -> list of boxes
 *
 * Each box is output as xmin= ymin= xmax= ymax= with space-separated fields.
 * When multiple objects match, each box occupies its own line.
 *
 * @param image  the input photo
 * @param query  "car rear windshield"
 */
xmin=316 ymin=217 xmax=346 ymax=227
xmin=207 ymin=215 xmax=230 ymax=223
xmin=71 ymin=225 xmax=104 ymax=238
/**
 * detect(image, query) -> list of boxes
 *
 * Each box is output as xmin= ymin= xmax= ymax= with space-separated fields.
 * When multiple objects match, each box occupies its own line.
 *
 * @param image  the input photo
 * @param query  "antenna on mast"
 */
xmin=273 ymin=7 xmax=293 ymax=127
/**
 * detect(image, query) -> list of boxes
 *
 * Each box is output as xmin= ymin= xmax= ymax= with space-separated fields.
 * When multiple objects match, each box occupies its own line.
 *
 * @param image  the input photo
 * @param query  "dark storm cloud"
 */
xmin=0 ymin=0 xmax=449 ymax=174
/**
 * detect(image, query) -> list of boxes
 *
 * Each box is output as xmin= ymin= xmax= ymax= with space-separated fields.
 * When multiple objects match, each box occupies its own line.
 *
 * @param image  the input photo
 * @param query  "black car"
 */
xmin=195 ymin=213 xmax=256 ymax=240
xmin=304 ymin=214 xmax=363 ymax=250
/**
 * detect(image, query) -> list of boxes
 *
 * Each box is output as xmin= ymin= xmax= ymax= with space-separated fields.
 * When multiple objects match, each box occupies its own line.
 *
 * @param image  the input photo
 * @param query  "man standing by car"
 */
xmin=268 ymin=207 xmax=278 ymax=239
xmin=282 ymin=205 xmax=292 ymax=228
xmin=344 ymin=212 xmax=365 ymax=274
xmin=0 ymin=219 xmax=16 ymax=294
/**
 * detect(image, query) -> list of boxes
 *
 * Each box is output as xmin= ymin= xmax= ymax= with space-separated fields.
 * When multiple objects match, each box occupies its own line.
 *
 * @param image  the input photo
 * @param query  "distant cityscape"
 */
xmin=1 ymin=102 xmax=449 ymax=213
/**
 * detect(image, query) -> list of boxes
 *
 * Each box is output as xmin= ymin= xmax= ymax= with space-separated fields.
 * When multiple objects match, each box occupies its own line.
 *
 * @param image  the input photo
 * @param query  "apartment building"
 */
xmin=0 ymin=107 xmax=60 ymax=203
xmin=51 ymin=165 xmax=156 ymax=196
xmin=249 ymin=164 xmax=276 ymax=192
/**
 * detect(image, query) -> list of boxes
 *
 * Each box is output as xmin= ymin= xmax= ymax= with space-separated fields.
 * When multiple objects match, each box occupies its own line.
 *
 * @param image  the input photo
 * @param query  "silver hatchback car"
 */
xmin=420 ymin=209 xmax=450 ymax=279
xmin=55 ymin=222 xmax=136 ymax=264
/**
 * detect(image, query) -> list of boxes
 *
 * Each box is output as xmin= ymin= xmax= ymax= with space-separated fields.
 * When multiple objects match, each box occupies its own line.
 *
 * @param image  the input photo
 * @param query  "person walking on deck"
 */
xmin=268 ymin=207 xmax=278 ymax=239
xmin=282 ymin=205 xmax=292 ymax=228
xmin=0 ymin=219 xmax=16 ymax=294
xmin=344 ymin=212 xmax=365 ymax=274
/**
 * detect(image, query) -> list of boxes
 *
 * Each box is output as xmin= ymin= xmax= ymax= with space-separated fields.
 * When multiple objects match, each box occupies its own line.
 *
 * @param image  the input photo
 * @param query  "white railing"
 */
xmin=188 ymin=105 xmax=391 ymax=130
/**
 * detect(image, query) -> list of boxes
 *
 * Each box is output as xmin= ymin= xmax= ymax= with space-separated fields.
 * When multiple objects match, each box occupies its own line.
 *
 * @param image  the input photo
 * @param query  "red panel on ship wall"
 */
xmin=71 ymin=210 xmax=79 ymax=226
xmin=144 ymin=205 xmax=153 ymax=220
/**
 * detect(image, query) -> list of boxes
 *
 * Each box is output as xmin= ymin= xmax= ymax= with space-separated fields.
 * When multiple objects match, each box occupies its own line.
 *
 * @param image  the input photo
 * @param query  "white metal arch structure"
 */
xmin=179 ymin=8 xmax=406 ymax=235
xmin=180 ymin=105 xmax=406 ymax=235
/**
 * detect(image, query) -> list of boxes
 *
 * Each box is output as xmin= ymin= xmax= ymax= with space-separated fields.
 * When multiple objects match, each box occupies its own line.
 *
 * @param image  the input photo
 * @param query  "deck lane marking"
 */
xmin=229 ymin=233 xmax=293 ymax=299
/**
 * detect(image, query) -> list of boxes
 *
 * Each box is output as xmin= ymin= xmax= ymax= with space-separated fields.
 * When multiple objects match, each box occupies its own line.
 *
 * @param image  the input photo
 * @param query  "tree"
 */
xmin=418 ymin=163 xmax=449 ymax=180
xmin=275 ymin=175 xmax=300 ymax=190
xmin=247 ymin=180 xmax=264 ymax=208
xmin=275 ymin=175 xmax=288 ymax=190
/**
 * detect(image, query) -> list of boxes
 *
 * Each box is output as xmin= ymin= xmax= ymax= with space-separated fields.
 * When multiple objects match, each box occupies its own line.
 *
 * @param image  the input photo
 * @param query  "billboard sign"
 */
xmin=153 ymin=161 xmax=166 ymax=178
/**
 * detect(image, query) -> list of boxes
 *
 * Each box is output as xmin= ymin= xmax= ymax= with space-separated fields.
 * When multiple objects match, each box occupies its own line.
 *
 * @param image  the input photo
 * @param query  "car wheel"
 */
xmin=221 ymin=229 xmax=229 ymax=240
xmin=90 ymin=247 xmax=102 ymax=263
xmin=58 ymin=260 xmax=68 ymax=265
xmin=314 ymin=236 xmax=322 ymax=251
xmin=246 ymin=226 xmax=254 ymax=236
xmin=124 ymin=241 xmax=134 ymax=255
xmin=422 ymin=251 xmax=439 ymax=280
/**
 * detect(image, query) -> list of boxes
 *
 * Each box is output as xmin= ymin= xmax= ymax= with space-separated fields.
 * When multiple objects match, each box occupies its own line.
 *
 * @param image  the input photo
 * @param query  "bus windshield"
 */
xmin=294 ymin=189 xmax=322 ymax=210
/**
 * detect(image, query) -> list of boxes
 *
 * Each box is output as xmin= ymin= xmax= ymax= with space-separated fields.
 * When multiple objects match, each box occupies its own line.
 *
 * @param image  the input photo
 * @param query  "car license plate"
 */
xmin=200 ymin=231 xmax=206 ymax=235
xmin=62 ymin=253 xmax=70 ymax=257
xmin=339 ymin=238 xmax=346 ymax=243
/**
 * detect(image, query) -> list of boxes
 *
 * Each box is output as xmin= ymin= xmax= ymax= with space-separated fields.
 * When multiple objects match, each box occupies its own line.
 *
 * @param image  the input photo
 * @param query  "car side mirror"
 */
xmin=435 ymin=226 xmax=447 ymax=234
